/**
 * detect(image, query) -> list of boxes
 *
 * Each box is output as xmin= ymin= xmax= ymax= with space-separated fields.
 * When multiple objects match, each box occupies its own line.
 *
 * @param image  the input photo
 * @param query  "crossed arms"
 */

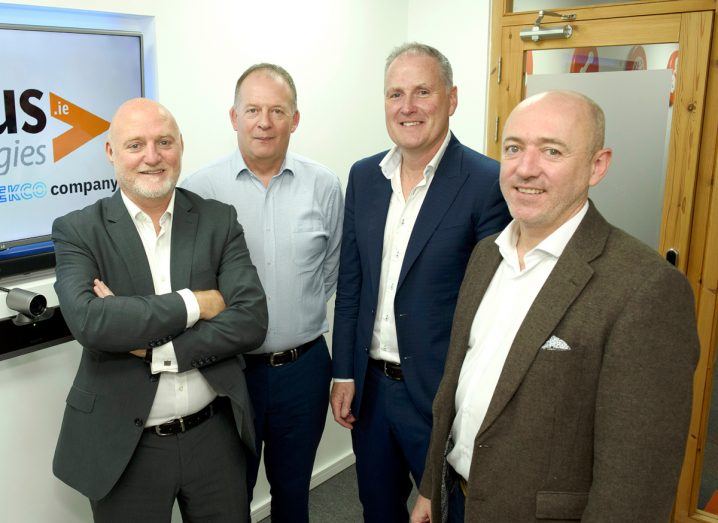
xmin=52 ymin=203 xmax=268 ymax=372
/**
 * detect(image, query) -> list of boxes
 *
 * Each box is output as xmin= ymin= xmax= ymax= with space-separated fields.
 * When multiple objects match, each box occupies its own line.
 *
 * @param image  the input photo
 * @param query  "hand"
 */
xmin=94 ymin=280 xmax=145 ymax=358
xmin=330 ymin=381 xmax=356 ymax=429
xmin=194 ymin=290 xmax=226 ymax=320
xmin=410 ymin=495 xmax=432 ymax=523
xmin=93 ymin=278 xmax=115 ymax=298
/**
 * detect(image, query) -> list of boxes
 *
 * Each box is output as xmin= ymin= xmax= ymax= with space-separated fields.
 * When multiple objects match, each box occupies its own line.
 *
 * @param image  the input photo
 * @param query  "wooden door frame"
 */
xmin=676 ymin=11 xmax=718 ymax=522
xmin=487 ymin=1 xmax=718 ymax=521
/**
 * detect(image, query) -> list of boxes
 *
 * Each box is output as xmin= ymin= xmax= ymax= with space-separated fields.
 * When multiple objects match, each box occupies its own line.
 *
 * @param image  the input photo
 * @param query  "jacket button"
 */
xmin=134 ymin=418 xmax=143 ymax=427
xmin=210 ymin=356 xmax=217 ymax=362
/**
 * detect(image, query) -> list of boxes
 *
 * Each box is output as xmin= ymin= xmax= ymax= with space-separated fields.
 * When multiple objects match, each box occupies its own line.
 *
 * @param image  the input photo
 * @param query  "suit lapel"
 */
xmin=366 ymin=165 xmax=392 ymax=301
xmin=104 ymin=191 xmax=155 ymax=294
xmin=477 ymin=203 xmax=610 ymax=438
xmin=170 ymin=190 xmax=198 ymax=291
xmin=449 ymin=244 xmax=503 ymax=368
xmin=398 ymin=135 xmax=466 ymax=289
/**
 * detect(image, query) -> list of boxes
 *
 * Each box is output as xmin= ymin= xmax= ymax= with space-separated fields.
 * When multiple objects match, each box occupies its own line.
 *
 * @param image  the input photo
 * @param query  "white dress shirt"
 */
xmin=120 ymin=190 xmax=216 ymax=427
xmin=447 ymin=202 xmax=589 ymax=480
xmin=368 ymin=130 xmax=452 ymax=364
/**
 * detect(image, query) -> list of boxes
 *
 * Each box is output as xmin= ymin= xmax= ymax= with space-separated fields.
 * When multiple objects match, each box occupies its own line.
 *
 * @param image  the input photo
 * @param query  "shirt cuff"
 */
xmin=177 ymin=288 xmax=200 ymax=329
xmin=333 ymin=378 xmax=354 ymax=383
xmin=150 ymin=341 xmax=179 ymax=374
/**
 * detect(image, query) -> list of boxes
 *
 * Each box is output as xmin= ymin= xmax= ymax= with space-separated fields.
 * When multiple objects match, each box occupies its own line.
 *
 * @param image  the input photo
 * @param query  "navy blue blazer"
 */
xmin=332 ymin=134 xmax=511 ymax=419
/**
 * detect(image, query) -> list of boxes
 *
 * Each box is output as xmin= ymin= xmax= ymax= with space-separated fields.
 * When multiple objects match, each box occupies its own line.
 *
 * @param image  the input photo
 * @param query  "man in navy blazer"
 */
xmin=330 ymin=42 xmax=511 ymax=521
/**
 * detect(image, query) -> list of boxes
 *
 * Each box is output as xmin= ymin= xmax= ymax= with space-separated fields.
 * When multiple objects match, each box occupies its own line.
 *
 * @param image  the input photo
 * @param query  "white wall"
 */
xmin=408 ymin=0 xmax=493 ymax=153
xmin=0 ymin=1 xmax=492 ymax=521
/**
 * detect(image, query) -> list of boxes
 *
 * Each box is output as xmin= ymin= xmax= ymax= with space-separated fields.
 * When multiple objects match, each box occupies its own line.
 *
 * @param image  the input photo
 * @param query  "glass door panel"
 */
xmin=494 ymin=12 xmax=711 ymax=274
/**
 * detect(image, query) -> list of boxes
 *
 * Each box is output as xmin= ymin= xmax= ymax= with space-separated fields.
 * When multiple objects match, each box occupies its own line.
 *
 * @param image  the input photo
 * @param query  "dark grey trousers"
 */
xmin=90 ymin=398 xmax=248 ymax=523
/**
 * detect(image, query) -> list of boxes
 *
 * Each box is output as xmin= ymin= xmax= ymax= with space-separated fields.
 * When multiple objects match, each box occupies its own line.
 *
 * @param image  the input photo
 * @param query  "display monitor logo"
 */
xmin=0 ymin=89 xmax=110 ymax=173
xmin=49 ymin=93 xmax=110 ymax=162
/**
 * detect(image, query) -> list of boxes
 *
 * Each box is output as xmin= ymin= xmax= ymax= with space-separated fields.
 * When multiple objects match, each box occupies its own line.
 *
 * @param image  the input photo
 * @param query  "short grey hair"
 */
xmin=385 ymin=42 xmax=453 ymax=89
xmin=582 ymin=94 xmax=606 ymax=154
xmin=234 ymin=63 xmax=297 ymax=112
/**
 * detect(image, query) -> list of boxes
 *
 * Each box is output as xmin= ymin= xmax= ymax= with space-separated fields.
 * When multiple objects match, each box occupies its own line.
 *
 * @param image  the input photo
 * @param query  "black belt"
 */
xmin=244 ymin=337 xmax=320 ymax=367
xmin=369 ymin=358 xmax=403 ymax=381
xmin=145 ymin=397 xmax=219 ymax=436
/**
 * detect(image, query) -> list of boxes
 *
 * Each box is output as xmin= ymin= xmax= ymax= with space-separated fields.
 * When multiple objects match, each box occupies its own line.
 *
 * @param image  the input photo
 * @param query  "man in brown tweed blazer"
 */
xmin=411 ymin=90 xmax=699 ymax=522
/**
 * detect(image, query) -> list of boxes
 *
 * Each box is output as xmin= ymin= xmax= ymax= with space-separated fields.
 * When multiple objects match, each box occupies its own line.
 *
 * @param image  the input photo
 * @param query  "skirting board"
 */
xmin=250 ymin=451 xmax=356 ymax=522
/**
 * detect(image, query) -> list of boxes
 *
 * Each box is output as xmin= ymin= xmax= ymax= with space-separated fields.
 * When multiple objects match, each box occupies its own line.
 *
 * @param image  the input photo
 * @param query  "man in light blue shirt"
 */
xmin=182 ymin=63 xmax=343 ymax=522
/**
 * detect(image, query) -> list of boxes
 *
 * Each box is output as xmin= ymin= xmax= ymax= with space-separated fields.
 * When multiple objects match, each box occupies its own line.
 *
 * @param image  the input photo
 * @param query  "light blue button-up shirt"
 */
xmin=182 ymin=150 xmax=343 ymax=354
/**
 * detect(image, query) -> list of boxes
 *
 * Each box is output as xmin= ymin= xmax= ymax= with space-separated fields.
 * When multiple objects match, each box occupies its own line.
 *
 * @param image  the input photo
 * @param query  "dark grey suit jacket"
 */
xmin=421 ymin=202 xmax=699 ymax=522
xmin=52 ymin=188 xmax=267 ymax=500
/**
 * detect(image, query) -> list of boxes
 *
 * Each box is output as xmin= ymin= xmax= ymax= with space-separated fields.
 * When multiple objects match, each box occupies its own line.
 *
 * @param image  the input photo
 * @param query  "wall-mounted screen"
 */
xmin=0 ymin=24 xmax=143 ymax=277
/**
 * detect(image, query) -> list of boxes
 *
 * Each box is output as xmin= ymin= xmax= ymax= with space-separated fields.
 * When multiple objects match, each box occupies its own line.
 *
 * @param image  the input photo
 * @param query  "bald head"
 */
xmin=510 ymin=91 xmax=605 ymax=156
xmin=105 ymin=98 xmax=184 ymax=209
xmin=107 ymin=98 xmax=180 ymax=145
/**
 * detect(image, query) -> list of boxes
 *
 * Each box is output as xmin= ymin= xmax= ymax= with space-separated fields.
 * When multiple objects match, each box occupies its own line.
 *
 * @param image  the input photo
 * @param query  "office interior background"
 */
xmin=0 ymin=1 xmax=492 ymax=521
xmin=2 ymin=1 xmax=718 ymax=522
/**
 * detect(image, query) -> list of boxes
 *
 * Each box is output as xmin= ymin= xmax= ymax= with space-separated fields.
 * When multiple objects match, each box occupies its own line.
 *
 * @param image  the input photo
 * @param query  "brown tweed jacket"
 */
xmin=420 ymin=202 xmax=699 ymax=522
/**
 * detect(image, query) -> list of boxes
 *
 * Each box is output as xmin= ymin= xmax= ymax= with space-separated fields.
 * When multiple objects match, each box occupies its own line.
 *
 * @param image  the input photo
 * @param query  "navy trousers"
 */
xmin=352 ymin=362 xmax=433 ymax=522
xmin=245 ymin=337 xmax=331 ymax=523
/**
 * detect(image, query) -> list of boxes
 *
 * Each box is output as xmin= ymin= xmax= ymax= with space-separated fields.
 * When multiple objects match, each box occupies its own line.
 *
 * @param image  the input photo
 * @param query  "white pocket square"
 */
xmin=541 ymin=335 xmax=571 ymax=351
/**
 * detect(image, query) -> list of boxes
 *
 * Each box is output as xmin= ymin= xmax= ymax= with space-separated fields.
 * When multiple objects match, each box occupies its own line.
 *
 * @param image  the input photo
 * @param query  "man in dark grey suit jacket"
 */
xmin=412 ymin=91 xmax=699 ymax=522
xmin=52 ymin=98 xmax=267 ymax=522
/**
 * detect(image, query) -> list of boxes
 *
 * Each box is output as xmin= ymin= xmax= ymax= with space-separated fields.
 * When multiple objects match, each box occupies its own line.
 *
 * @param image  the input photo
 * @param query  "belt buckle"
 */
xmin=382 ymin=361 xmax=390 ymax=378
xmin=459 ymin=477 xmax=468 ymax=497
xmin=153 ymin=423 xmax=172 ymax=436
xmin=153 ymin=416 xmax=184 ymax=436
xmin=383 ymin=361 xmax=401 ymax=381
xmin=269 ymin=351 xmax=283 ymax=367
xmin=269 ymin=348 xmax=298 ymax=367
